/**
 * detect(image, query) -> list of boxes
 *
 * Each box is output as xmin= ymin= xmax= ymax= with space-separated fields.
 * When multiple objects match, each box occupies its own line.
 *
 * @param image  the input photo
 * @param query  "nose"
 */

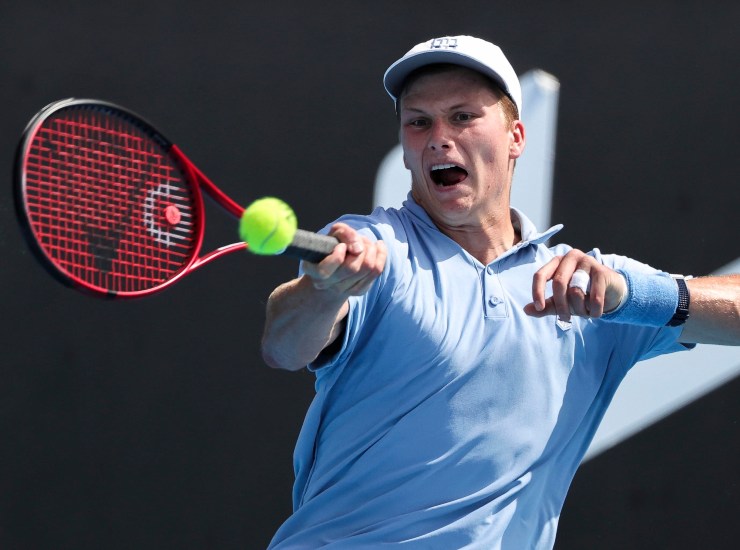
xmin=428 ymin=121 xmax=452 ymax=151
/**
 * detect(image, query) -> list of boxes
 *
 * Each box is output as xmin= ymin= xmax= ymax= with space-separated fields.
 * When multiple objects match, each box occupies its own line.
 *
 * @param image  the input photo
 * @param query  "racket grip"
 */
xmin=282 ymin=229 xmax=339 ymax=263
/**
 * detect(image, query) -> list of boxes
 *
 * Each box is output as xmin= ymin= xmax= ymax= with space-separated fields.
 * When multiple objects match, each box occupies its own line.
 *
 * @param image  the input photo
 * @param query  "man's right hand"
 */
xmin=261 ymin=223 xmax=387 ymax=371
xmin=302 ymin=222 xmax=387 ymax=297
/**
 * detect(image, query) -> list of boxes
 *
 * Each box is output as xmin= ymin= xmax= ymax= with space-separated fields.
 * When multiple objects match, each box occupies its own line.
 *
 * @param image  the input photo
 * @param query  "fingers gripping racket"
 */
xmin=14 ymin=98 xmax=338 ymax=299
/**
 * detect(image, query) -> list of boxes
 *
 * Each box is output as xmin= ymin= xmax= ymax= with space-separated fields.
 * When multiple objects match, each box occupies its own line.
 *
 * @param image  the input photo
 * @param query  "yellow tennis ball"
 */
xmin=239 ymin=197 xmax=297 ymax=255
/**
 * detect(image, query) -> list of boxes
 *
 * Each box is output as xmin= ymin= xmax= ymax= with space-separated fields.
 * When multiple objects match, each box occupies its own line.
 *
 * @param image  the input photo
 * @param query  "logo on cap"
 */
xmin=430 ymin=37 xmax=458 ymax=50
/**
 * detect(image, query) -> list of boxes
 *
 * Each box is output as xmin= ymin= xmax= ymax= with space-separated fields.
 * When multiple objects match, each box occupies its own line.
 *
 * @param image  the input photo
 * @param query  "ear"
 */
xmin=509 ymin=120 xmax=526 ymax=159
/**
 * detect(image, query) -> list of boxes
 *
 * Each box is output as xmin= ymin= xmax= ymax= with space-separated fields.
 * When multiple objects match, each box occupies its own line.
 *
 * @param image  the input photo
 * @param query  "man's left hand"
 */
xmin=524 ymin=250 xmax=628 ymax=322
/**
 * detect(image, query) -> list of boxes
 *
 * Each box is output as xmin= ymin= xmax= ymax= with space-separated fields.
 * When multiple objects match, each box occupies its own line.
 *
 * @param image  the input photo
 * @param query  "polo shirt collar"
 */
xmin=510 ymin=207 xmax=563 ymax=245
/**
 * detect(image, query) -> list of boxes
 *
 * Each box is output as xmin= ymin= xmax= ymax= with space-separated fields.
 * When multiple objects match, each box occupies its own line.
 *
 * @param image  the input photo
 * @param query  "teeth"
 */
xmin=431 ymin=163 xmax=457 ymax=171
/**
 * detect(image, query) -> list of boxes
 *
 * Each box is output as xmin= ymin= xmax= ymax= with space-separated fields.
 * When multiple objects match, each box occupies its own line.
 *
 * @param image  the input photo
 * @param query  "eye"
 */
xmin=454 ymin=112 xmax=475 ymax=122
xmin=405 ymin=118 xmax=430 ymax=129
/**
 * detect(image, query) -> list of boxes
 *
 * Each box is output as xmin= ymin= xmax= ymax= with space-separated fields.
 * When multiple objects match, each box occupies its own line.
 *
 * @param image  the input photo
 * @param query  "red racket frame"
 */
xmin=15 ymin=99 xmax=336 ymax=299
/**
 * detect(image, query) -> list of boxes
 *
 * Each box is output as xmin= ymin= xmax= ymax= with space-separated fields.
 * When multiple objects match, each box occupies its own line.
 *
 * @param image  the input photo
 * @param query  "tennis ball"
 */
xmin=239 ymin=197 xmax=297 ymax=255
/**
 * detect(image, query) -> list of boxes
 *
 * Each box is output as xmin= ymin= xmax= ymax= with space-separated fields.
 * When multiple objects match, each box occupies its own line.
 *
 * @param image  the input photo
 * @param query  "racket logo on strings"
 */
xmin=143 ymin=183 xmax=192 ymax=248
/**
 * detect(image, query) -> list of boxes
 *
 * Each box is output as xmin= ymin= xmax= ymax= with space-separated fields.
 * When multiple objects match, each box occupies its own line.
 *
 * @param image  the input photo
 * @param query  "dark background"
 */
xmin=1 ymin=1 xmax=738 ymax=548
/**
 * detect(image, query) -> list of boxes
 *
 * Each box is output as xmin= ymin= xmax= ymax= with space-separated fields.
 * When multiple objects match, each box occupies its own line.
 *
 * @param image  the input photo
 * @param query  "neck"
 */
xmin=437 ymin=211 xmax=520 ymax=265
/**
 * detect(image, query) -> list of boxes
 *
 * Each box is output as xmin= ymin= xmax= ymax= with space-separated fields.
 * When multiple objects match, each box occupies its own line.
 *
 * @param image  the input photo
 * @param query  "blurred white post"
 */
xmin=510 ymin=70 xmax=560 ymax=230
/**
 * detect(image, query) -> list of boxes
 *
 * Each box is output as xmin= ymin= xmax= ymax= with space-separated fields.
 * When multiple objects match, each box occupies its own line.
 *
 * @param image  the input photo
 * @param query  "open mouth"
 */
xmin=430 ymin=163 xmax=468 ymax=186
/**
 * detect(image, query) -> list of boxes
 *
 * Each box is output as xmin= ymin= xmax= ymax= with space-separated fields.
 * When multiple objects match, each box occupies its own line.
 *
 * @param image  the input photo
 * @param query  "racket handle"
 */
xmin=282 ymin=229 xmax=339 ymax=263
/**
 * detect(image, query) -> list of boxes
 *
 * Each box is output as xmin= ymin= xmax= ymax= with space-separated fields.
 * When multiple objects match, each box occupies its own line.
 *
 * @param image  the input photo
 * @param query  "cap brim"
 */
xmin=383 ymin=50 xmax=511 ymax=102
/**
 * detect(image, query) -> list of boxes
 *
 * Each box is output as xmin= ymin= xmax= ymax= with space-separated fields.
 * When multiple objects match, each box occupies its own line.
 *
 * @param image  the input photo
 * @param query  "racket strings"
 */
xmin=23 ymin=108 xmax=199 ymax=293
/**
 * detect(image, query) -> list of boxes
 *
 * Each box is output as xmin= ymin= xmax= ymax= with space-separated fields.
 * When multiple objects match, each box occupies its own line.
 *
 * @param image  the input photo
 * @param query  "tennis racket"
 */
xmin=14 ymin=98 xmax=338 ymax=299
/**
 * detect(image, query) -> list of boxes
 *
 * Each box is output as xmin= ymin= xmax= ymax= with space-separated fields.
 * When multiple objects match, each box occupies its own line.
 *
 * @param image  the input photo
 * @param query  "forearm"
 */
xmin=679 ymin=274 xmax=740 ymax=345
xmin=262 ymin=275 xmax=350 ymax=371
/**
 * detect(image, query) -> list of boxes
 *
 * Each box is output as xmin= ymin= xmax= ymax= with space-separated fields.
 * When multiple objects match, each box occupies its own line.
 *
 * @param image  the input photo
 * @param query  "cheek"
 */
xmin=401 ymin=142 xmax=423 ymax=172
xmin=477 ymin=137 xmax=508 ymax=166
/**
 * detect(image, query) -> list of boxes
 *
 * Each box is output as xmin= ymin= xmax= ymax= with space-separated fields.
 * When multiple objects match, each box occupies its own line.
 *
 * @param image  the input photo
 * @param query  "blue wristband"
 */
xmin=600 ymin=269 xmax=679 ymax=326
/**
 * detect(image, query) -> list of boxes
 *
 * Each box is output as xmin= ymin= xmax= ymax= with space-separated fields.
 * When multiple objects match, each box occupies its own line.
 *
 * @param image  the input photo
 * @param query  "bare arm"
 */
xmin=261 ymin=223 xmax=387 ymax=371
xmin=262 ymin=276 xmax=350 ymax=371
xmin=525 ymin=250 xmax=740 ymax=346
xmin=679 ymin=275 xmax=740 ymax=345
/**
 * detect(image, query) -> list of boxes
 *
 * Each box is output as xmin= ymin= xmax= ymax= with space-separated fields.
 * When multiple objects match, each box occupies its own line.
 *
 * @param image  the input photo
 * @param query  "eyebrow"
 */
xmin=400 ymin=102 xmax=472 ymax=115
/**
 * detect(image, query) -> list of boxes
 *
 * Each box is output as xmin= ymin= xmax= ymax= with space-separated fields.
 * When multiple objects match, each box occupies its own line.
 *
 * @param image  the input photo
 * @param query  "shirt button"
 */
xmin=489 ymin=296 xmax=503 ymax=306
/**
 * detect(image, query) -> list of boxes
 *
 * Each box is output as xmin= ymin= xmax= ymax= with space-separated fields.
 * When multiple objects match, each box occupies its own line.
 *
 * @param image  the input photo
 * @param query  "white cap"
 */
xmin=383 ymin=35 xmax=522 ymax=116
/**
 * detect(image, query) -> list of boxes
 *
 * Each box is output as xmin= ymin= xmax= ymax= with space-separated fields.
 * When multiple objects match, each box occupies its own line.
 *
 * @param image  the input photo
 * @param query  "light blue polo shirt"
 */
xmin=269 ymin=197 xmax=689 ymax=549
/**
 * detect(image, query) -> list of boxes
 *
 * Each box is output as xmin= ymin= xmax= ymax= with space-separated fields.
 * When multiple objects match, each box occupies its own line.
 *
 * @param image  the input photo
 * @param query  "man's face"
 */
xmin=399 ymin=67 xmax=524 ymax=232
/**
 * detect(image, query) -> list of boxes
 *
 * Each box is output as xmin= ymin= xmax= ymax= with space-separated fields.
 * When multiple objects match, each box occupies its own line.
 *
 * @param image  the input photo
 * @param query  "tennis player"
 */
xmin=262 ymin=35 xmax=740 ymax=548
